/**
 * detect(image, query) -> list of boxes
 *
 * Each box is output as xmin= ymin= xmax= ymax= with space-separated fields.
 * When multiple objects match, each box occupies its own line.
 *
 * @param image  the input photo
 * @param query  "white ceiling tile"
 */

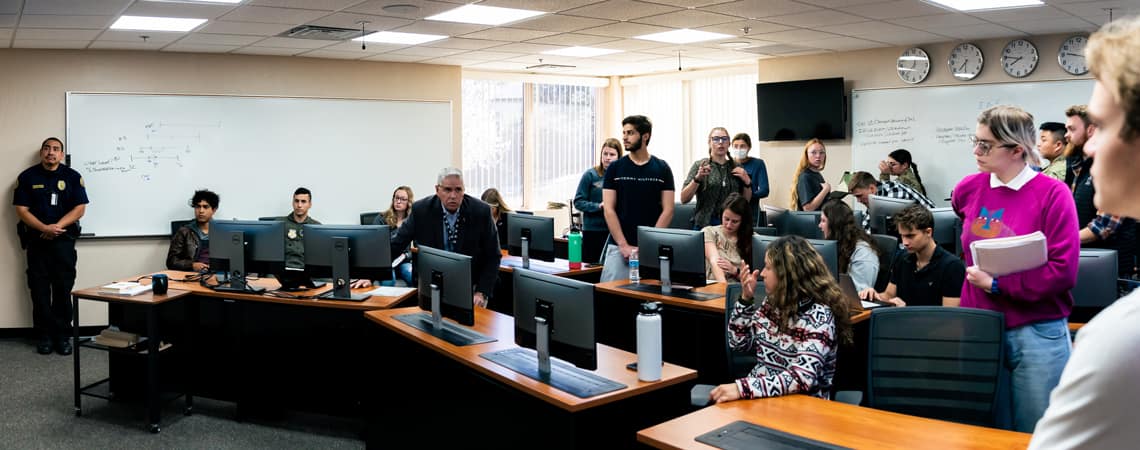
xmin=927 ymin=23 xmax=1023 ymax=40
xmin=460 ymin=27 xmax=560 ymax=41
xmin=796 ymin=0 xmax=884 ymax=7
xmin=391 ymin=20 xmax=490 ymax=36
xmin=361 ymin=53 xmax=432 ymax=62
xmin=702 ymin=0 xmax=820 ymax=19
xmin=344 ymin=0 xmax=466 ymax=20
xmin=575 ymin=21 xmax=672 ymax=38
xmin=886 ymin=13 xmax=985 ymax=29
xmin=823 ymin=22 xmax=947 ymax=45
xmin=161 ymin=43 xmax=238 ymax=53
xmin=178 ymin=33 xmax=263 ymax=46
xmin=197 ymin=20 xmax=295 ymax=36
xmin=319 ymin=40 xmax=406 ymax=52
xmin=841 ymin=1 xmax=949 ymax=20
xmin=232 ymin=46 xmax=305 ymax=56
xmin=696 ymin=19 xmax=793 ymax=35
xmin=633 ymin=9 xmax=738 ymax=28
xmin=420 ymin=56 xmax=488 ymax=66
xmin=477 ymin=0 xmax=606 ymax=12
xmin=388 ymin=45 xmax=468 ymax=57
xmin=455 ymin=50 xmax=526 ymax=61
xmin=248 ymin=0 xmax=364 ymax=10
xmin=423 ymin=37 xmax=510 ymax=50
xmin=525 ymin=33 xmax=620 ymax=46
xmin=219 ymin=5 xmax=330 ymax=24
xmin=590 ymin=38 xmax=670 ymax=51
xmin=122 ymin=1 xmax=238 ymax=19
xmin=509 ymin=14 xmax=616 ymax=33
xmin=18 ymin=15 xmax=114 ymax=29
xmin=486 ymin=42 xmax=564 ymax=54
xmin=89 ymin=40 xmax=167 ymax=50
xmin=0 ymin=0 xmax=19 ymax=14
xmin=305 ymin=12 xmax=413 ymax=31
xmin=765 ymin=9 xmax=867 ymax=27
xmin=797 ymin=36 xmax=888 ymax=51
xmin=98 ymin=30 xmax=185 ymax=43
xmin=255 ymin=36 xmax=338 ymax=48
xmin=296 ymin=49 xmax=369 ymax=59
xmin=1055 ymin=1 xmax=1140 ymax=21
xmin=967 ymin=5 xmax=1076 ymax=22
xmin=1003 ymin=17 xmax=1098 ymax=35
xmin=0 ymin=15 xmax=14 ymax=27
xmin=22 ymin=0 xmax=131 ymax=16
xmin=15 ymin=28 xmax=101 ymax=40
xmin=751 ymin=28 xmax=840 ymax=43
xmin=505 ymin=54 xmax=579 ymax=64
xmin=561 ymin=0 xmax=682 ymax=21
xmin=466 ymin=60 xmax=530 ymax=71
xmin=643 ymin=0 xmax=737 ymax=7
xmin=592 ymin=51 xmax=662 ymax=61
xmin=12 ymin=39 xmax=90 ymax=49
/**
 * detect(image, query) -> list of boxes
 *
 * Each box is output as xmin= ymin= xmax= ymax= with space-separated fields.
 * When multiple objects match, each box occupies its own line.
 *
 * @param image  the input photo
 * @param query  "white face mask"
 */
xmin=732 ymin=148 xmax=749 ymax=160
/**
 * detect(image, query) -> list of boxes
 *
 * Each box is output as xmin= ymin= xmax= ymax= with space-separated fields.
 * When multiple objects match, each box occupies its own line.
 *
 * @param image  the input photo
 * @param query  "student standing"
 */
xmin=731 ymin=133 xmax=770 ymax=221
xmin=574 ymin=138 xmax=622 ymax=264
xmin=681 ymin=127 xmax=750 ymax=229
xmin=790 ymin=139 xmax=830 ymax=211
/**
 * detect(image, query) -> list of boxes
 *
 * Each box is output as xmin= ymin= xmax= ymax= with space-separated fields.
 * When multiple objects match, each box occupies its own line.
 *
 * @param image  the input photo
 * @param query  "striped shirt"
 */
xmin=862 ymin=180 xmax=936 ymax=233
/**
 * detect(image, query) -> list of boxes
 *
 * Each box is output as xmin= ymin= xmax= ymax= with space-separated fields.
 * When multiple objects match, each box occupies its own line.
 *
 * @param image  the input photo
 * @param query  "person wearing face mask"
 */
xmin=730 ymin=133 xmax=769 ymax=221
xmin=681 ymin=127 xmax=752 ymax=229
xmin=574 ymin=138 xmax=623 ymax=264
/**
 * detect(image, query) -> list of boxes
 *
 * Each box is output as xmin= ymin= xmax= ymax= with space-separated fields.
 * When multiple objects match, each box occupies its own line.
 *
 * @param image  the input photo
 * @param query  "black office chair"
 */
xmin=756 ymin=210 xmax=767 ymax=229
xmin=360 ymin=211 xmax=381 ymax=225
xmin=866 ymin=307 xmax=1005 ymax=428
xmin=670 ymin=202 xmax=696 ymax=230
xmin=258 ymin=216 xmax=282 ymax=221
xmin=753 ymin=226 xmax=778 ymax=236
xmin=853 ymin=209 xmax=866 ymax=230
xmin=170 ymin=219 xmax=192 ymax=237
xmin=691 ymin=283 xmax=756 ymax=407
xmin=870 ymin=234 xmax=899 ymax=292
xmin=931 ymin=207 xmax=963 ymax=257
xmin=1070 ymin=249 xmax=1119 ymax=327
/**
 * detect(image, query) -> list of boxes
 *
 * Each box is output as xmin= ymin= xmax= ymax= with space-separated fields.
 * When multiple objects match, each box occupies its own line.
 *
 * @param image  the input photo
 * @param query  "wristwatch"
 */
xmin=990 ymin=278 xmax=1001 ymax=295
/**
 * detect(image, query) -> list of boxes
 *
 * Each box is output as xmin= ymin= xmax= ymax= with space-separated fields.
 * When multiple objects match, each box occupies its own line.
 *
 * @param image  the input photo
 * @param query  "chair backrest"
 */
xmin=170 ymin=219 xmax=192 ymax=237
xmin=258 ymin=216 xmax=282 ymax=221
xmin=871 ymin=234 xmax=899 ymax=292
xmin=360 ymin=211 xmax=381 ymax=226
xmin=756 ymin=209 xmax=767 ymax=229
xmin=670 ymin=202 xmax=697 ymax=229
xmin=867 ymin=307 xmax=1005 ymax=428
xmin=931 ymin=207 xmax=962 ymax=257
xmin=723 ymin=283 xmax=757 ymax=379
xmin=853 ymin=209 xmax=866 ymax=230
xmin=782 ymin=211 xmax=823 ymax=239
xmin=753 ymin=226 xmax=778 ymax=236
xmin=1074 ymin=249 xmax=1119 ymax=308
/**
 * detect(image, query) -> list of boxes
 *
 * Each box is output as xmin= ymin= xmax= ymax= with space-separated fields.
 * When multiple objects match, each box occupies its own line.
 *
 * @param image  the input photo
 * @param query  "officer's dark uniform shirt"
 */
xmin=13 ymin=164 xmax=89 ymax=233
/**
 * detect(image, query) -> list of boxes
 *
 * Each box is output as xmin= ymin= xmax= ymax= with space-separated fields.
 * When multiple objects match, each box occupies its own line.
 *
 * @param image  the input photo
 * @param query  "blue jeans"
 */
xmin=1005 ymin=318 xmax=1071 ymax=432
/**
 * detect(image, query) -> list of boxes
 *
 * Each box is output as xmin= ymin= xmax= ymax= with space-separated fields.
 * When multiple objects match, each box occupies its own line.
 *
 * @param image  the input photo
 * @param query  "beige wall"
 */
xmin=0 ymin=49 xmax=461 ymax=329
xmin=754 ymin=33 xmax=1091 ymax=209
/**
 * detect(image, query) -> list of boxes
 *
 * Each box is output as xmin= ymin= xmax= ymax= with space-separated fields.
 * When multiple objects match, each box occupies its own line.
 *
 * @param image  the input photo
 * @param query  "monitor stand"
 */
xmin=520 ymin=234 xmax=530 ymax=269
xmin=316 ymin=236 xmax=370 ymax=301
xmin=392 ymin=284 xmax=495 ymax=346
xmin=479 ymin=317 xmax=626 ymax=398
xmin=210 ymin=230 xmax=265 ymax=294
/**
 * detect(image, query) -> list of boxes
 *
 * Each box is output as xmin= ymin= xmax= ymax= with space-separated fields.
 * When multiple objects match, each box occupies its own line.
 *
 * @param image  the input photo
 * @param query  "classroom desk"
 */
xmin=71 ymin=286 xmax=195 ymax=433
xmin=491 ymin=249 xmax=602 ymax=316
xmin=365 ymin=306 xmax=697 ymax=449
xmin=637 ymin=394 xmax=1031 ymax=450
xmin=87 ymin=271 xmax=414 ymax=420
xmin=594 ymin=279 xmax=872 ymax=387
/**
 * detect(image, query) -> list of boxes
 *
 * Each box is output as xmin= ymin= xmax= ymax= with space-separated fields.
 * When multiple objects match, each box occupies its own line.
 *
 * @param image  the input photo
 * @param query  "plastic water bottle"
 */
xmin=628 ymin=248 xmax=640 ymax=283
xmin=568 ymin=229 xmax=582 ymax=270
xmin=637 ymin=301 xmax=662 ymax=382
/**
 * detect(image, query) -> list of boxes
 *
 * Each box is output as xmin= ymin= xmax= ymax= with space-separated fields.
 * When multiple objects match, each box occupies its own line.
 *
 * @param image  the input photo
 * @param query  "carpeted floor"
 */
xmin=0 ymin=337 xmax=364 ymax=449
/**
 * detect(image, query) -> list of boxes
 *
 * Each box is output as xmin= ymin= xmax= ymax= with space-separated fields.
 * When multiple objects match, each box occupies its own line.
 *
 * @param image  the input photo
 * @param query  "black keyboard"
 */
xmin=392 ymin=313 xmax=496 ymax=346
xmin=695 ymin=421 xmax=850 ymax=450
xmin=481 ymin=347 xmax=626 ymax=398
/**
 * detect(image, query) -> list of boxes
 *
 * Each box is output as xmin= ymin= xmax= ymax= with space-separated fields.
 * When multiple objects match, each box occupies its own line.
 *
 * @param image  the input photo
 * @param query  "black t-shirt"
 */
xmin=602 ymin=154 xmax=675 ymax=246
xmin=890 ymin=246 xmax=966 ymax=307
xmin=13 ymin=164 xmax=90 ymax=228
xmin=796 ymin=170 xmax=825 ymax=210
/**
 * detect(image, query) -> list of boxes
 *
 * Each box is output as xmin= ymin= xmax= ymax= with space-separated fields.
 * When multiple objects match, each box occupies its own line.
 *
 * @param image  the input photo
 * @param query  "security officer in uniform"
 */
xmin=283 ymin=187 xmax=319 ymax=269
xmin=13 ymin=137 xmax=89 ymax=355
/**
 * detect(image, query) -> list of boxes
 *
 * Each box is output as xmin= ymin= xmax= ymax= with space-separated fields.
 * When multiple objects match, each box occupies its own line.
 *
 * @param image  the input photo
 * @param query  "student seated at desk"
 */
xmin=702 ymin=193 xmax=752 ymax=283
xmin=820 ymin=200 xmax=880 ymax=292
xmin=709 ymin=236 xmax=852 ymax=403
xmin=167 ymin=189 xmax=218 ymax=272
xmin=860 ymin=205 xmax=965 ymax=307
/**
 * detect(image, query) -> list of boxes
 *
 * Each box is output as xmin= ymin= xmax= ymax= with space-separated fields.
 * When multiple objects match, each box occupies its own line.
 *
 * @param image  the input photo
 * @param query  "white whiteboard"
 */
xmin=67 ymin=93 xmax=451 ymax=237
xmin=851 ymin=79 xmax=1094 ymax=205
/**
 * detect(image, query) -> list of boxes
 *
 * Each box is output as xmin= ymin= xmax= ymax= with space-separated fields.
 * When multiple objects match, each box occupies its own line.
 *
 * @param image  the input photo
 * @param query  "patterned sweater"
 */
xmin=729 ymin=299 xmax=837 ymax=399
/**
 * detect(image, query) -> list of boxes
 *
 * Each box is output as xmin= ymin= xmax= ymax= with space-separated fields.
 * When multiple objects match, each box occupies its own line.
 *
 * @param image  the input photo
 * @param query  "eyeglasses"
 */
xmin=970 ymin=136 xmax=1017 ymax=155
xmin=710 ymin=136 xmax=730 ymax=143
xmin=394 ymin=197 xmax=409 ymax=202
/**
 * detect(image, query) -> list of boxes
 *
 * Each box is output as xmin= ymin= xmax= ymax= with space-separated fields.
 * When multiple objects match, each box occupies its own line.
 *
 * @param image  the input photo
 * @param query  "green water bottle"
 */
xmin=568 ymin=228 xmax=583 ymax=269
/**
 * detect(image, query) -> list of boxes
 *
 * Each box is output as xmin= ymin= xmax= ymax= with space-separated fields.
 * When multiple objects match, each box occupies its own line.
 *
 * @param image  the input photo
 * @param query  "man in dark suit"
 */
xmin=390 ymin=167 xmax=501 ymax=308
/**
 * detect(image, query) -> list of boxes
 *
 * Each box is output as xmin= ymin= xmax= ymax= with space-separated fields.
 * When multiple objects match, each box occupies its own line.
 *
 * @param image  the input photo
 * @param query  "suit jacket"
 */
xmin=391 ymin=194 xmax=501 ymax=297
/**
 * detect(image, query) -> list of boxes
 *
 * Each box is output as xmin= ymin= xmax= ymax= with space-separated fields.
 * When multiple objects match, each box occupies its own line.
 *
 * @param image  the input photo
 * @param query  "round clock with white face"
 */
xmin=1001 ymin=39 xmax=1038 ymax=78
xmin=948 ymin=43 xmax=984 ymax=81
xmin=1058 ymin=35 xmax=1089 ymax=75
xmin=897 ymin=47 xmax=931 ymax=84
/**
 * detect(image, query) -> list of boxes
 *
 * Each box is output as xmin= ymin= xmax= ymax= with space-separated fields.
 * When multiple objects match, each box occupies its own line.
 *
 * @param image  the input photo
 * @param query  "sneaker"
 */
xmin=55 ymin=338 xmax=72 ymax=356
xmin=37 ymin=339 xmax=53 ymax=355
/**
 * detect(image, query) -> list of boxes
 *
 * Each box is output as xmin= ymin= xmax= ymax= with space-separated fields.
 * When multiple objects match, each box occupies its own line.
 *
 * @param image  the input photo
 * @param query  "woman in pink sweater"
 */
xmin=951 ymin=105 xmax=1080 ymax=432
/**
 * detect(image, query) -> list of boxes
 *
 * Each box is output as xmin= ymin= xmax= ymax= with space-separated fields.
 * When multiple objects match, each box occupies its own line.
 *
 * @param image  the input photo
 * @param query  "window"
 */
xmin=689 ymin=73 xmax=759 ymax=163
xmin=462 ymin=79 xmax=599 ymax=210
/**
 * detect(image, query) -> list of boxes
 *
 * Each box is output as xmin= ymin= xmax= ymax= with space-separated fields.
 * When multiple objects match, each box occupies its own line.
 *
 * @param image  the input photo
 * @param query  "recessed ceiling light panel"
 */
xmin=352 ymin=31 xmax=447 ymax=45
xmin=110 ymin=15 xmax=207 ymax=32
xmin=425 ymin=4 xmax=545 ymax=26
xmin=542 ymin=46 xmax=622 ymax=57
xmin=924 ymin=0 xmax=1043 ymax=11
xmin=634 ymin=29 xmax=733 ymax=44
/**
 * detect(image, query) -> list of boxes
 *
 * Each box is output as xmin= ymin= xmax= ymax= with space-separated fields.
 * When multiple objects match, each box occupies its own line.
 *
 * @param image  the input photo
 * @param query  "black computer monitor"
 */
xmin=507 ymin=213 xmax=556 ymax=263
xmin=762 ymin=205 xmax=788 ymax=229
xmin=416 ymin=245 xmax=474 ymax=326
xmin=752 ymin=235 xmax=839 ymax=280
xmin=783 ymin=211 xmax=823 ymax=239
xmin=1074 ymin=249 xmax=1119 ymax=308
xmin=303 ymin=224 xmax=392 ymax=301
xmin=210 ymin=220 xmax=287 ymax=293
xmin=868 ymin=195 xmax=916 ymax=235
xmin=637 ymin=226 xmax=707 ymax=289
xmin=930 ymin=207 xmax=962 ymax=255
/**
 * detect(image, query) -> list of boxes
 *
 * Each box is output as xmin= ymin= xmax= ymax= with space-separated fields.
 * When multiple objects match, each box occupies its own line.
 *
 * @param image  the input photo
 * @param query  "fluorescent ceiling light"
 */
xmin=352 ymin=31 xmax=447 ymax=45
xmin=143 ymin=0 xmax=243 ymax=3
xmin=634 ymin=29 xmax=733 ymax=44
xmin=426 ymin=4 xmax=545 ymax=26
xmin=542 ymin=46 xmax=622 ymax=57
xmin=110 ymin=15 xmax=207 ymax=32
xmin=924 ymin=0 xmax=1042 ymax=11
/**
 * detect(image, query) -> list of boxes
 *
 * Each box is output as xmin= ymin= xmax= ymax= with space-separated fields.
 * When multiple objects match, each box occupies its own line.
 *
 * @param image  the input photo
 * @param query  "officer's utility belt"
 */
xmin=16 ymin=222 xmax=81 ymax=249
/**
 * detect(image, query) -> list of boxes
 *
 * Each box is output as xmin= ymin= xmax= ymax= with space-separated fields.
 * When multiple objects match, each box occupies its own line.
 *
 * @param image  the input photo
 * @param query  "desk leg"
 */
xmin=184 ymin=299 xmax=195 ymax=416
xmin=147 ymin=306 xmax=161 ymax=433
xmin=72 ymin=294 xmax=81 ymax=417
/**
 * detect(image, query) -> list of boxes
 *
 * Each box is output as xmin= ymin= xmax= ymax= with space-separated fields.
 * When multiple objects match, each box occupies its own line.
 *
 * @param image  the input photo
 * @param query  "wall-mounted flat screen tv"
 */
xmin=756 ymin=77 xmax=846 ymax=141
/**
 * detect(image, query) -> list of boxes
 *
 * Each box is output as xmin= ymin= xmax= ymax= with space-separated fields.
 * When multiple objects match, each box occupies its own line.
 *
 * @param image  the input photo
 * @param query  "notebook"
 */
xmin=970 ymin=231 xmax=1048 ymax=276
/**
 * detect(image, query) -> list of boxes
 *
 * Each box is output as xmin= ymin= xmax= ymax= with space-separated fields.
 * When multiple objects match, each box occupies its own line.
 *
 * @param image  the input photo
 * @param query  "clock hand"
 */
xmin=1063 ymin=52 xmax=1084 ymax=58
xmin=1009 ymin=56 xmax=1022 ymax=65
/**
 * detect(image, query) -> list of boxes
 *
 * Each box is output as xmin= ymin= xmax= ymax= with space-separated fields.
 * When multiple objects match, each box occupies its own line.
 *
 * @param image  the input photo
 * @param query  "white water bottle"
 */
xmin=629 ymin=248 xmax=640 ymax=283
xmin=636 ymin=301 xmax=662 ymax=382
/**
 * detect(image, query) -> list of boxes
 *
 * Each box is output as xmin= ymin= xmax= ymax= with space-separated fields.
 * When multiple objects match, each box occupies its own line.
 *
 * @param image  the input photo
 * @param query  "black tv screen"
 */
xmin=756 ymin=78 xmax=845 ymax=141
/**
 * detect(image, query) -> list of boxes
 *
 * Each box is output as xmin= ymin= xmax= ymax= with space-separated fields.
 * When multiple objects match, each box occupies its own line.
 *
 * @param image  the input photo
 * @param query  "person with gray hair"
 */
xmin=388 ymin=167 xmax=500 ymax=308
xmin=951 ymin=105 xmax=1081 ymax=433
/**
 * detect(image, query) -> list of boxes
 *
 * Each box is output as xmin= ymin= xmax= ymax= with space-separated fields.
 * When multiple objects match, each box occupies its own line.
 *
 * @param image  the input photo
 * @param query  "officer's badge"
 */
xmin=287 ymin=229 xmax=297 ymax=239
xmin=79 ymin=177 xmax=85 ymax=188
xmin=57 ymin=180 xmax=66 ymax=190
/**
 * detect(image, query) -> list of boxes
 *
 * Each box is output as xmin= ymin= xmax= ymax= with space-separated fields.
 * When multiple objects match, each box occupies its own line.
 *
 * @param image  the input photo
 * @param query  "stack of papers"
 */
xmin=98 ymin=282 xmax=152 ymax=296
xmin=970 ymin=231 xmax=1048 ymax=276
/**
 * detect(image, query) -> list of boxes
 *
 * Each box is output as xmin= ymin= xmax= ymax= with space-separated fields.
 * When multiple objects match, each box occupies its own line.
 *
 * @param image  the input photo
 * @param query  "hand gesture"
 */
xmin=738 ymin=264 xmax=761 ymax=300
xmin=731 ymin=167 xmax=750 ymax=185
xmin=696 ymin=161 xmax=711 ymax=181
xmin=473 ymin=292 xmax=488 ymax=308
xmin=878 ymin=160 xmax=890 ymax=174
